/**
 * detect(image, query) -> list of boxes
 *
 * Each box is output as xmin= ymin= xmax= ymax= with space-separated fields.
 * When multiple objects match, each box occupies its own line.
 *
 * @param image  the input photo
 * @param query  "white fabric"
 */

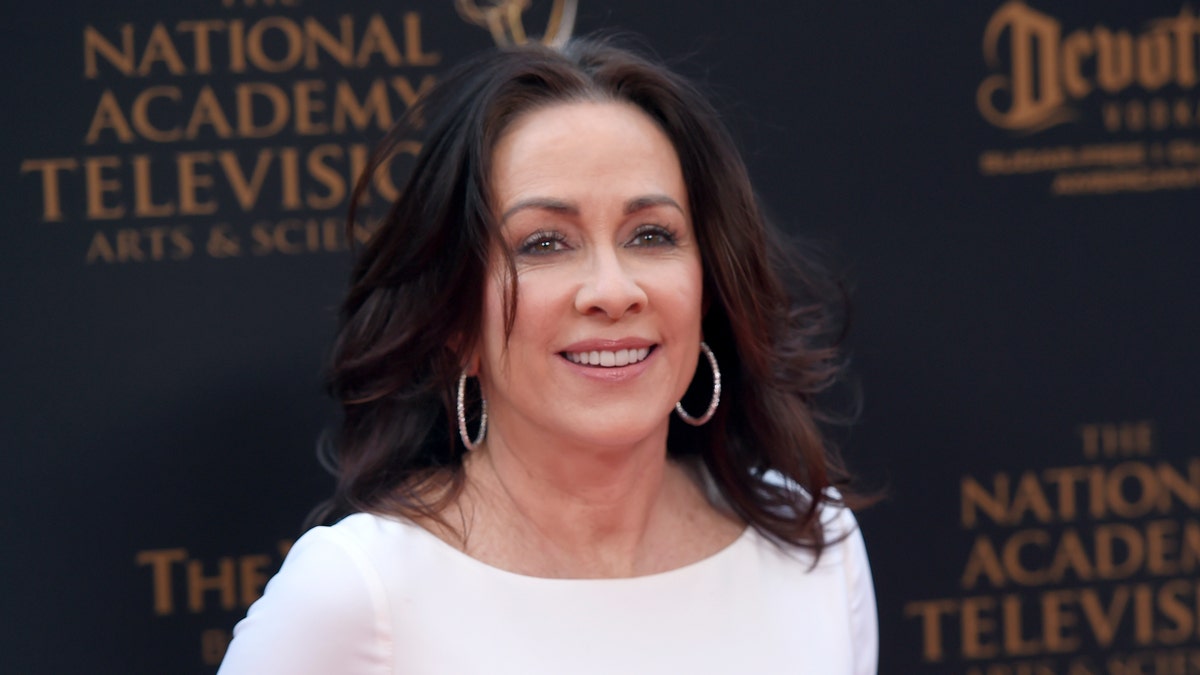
xmin=219 ymin=507 xmax=878 ymax=674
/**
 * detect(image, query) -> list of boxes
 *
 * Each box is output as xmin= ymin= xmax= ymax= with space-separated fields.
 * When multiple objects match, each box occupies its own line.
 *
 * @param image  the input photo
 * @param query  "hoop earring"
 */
xmin=675 ymin=341 xmax=721 ymax=426
xmin=457 ymin=372 xmax=488 ymax=451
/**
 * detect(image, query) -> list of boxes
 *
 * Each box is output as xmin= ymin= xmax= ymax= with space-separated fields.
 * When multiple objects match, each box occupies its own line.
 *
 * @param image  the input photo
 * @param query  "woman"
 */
xmin=220 ymin=38 xmax=877 ymax=674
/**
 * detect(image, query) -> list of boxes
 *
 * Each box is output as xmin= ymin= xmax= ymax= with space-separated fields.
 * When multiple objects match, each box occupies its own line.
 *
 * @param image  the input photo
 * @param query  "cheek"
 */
xmin=480 ymin=269 xmax=565 ymax=368
xmin=664 ymin=259 xmax=704 ymax=332
xmin=508 ymin=272 xmax=567 ymax=343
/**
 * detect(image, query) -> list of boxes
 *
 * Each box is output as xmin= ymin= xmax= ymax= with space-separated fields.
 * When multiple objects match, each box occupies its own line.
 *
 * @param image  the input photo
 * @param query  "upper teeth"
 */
xmin=565 ymin=347 xmax=651 ymax=367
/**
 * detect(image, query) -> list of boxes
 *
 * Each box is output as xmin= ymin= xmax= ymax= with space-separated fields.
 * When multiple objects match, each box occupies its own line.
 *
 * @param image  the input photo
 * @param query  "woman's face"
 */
xmin=476 ymin=100 xmax=703 ymax=452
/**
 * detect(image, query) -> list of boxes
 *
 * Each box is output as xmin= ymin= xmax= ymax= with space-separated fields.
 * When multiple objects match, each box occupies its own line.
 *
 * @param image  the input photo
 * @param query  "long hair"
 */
xmin=317 ymin=37 xmax=865 ymax=557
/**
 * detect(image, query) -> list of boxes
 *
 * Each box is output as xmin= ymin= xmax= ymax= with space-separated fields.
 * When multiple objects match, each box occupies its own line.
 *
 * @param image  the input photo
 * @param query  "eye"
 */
xmin=627 ymin=224 xmax=677 ymax=248
xmin=517 ymin=230 xmax=569 ymax=255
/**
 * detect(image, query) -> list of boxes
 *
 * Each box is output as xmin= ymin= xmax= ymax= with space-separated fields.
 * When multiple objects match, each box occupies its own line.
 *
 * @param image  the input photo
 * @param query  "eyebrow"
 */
xmin=624 ymin=194 xmax=685 ymax=215
xmin=501 ymin=198 xmax=577 ymax=222
xmin=501 ymin=194 xmax=685 ymax=222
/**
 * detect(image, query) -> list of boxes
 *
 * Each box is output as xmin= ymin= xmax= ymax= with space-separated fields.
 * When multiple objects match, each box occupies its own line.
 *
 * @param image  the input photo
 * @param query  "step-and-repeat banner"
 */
xmin=5 ymin=1 xmax=1197 ymax=673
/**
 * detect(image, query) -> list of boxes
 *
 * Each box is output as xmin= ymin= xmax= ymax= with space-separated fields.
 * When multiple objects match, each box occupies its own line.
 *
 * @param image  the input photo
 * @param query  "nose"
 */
xmin=574 ymin=247 xmax=647 ymax=319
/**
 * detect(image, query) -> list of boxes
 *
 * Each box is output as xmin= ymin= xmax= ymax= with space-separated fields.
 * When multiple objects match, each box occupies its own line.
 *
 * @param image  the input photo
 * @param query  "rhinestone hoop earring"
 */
xmin=457 ymin=372 xmax=488 ymax=450
xmin=675 ymin=342 xmax=721 ymax=426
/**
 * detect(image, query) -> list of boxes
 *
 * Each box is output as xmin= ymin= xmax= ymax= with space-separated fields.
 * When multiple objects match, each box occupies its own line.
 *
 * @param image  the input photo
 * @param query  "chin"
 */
xmin=562 ymin=416 xmax=671 ymax=451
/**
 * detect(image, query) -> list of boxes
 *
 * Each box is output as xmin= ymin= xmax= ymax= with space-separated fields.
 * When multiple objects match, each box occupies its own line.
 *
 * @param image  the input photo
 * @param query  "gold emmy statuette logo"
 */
xmin=455 ymin=0 xmax=578 ymax=47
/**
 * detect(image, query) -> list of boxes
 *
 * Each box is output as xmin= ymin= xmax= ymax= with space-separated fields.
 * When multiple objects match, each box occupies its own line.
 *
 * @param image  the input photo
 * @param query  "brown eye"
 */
xmin=518 ymin=231 xmax=568 ymax=255
xmin=628 ymin=225 xmax=676 ymax=247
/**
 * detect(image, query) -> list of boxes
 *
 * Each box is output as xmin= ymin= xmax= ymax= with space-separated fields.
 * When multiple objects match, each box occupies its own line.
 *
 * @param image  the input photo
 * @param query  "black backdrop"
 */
xmin=5 ymin=1 xmax=1198 ymax=673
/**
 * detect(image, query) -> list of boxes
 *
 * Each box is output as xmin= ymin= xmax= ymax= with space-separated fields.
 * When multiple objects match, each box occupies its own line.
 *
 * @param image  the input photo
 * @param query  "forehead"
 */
xmin=489 ymin=100 xmax=688 ymax=214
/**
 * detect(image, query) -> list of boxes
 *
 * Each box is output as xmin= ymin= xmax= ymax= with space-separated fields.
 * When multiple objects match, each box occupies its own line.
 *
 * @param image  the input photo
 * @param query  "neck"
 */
xmin=462 ymin=420 xmax=693 ymax=577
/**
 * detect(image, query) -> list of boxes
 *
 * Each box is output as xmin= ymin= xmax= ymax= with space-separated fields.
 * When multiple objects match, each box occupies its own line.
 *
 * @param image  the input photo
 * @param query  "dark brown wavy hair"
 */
xmin=317 ymin=37 xmax=865 ymax=557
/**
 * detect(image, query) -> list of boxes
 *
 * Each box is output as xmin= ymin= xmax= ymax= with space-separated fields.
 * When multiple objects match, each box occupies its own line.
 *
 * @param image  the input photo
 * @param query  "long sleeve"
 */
xmin=217 ymin=526 xmax=393 ymax=675
xmin=839 ymin=508 xmax=879 ymax=675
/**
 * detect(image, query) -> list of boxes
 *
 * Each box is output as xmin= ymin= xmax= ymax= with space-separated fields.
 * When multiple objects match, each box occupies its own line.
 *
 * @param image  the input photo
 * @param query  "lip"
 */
xmin=559 ymin=337 xmax=656 ymax=353
xmin=558 ymin=338 xmax=658 ymax=382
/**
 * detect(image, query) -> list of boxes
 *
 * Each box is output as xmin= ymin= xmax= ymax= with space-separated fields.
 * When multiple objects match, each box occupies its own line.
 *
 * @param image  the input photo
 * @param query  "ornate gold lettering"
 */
xmin=143 ymin=226 xmax=182 ymax=260
xmin=20 ymin=157 xmax=78 ymax=222
xmin=228 ymin=19 xmax=247 ymax=73
xmin=279 ymin=147 xmax=301 ymax=209
xmin=85 ymin=90 xmax=137 ymax=144
xmin=84 ymin=156 xmax=125 ymax=219
xmin=391 ymin=74 xmax=437 ymax=126
xmin=964 ymin=595 xmax=1001 ymax=659
xmin=306 ymin=143 xmax=346 ymax=209
xmin=83 ymin=14 xmax=440 ymax=78
xmin=1079 ymin=586 xmax=1128 ymax=647
xmin=1136 ymin=31 xmax=1173 ymax=91
xmin=137 ymin=23 xmax=187 ymax=76
xmin=176 ymin=151 xmax=218 ymax=215
xmin=217 ymin=149 xmax=275 ymax=210
xmin=1094 ymin=28 xmax=1134 ymax=93
xmin=1041 ymin=589 xmax=1082 ymax=653
xmin=1095 ymin=523 xmax=1146 ymax=579
xmin=83 ymin=24 xmax=135 ymax=78
xmin=186 ymin=557 xmax=237 ymax=612
xmin=245 ymin=17 xmax=303 ymax=73
xmin=131 ymin=154 xmax=174 ymax=217
xmin=905 ymin=598 xmax=959 ymax=661
xmin=293 ymin=79 xmax=329 ymax=135
xmin=1011 ymin=473 xmax=1055 ymax=524
xmin=332 ymin=79 xmax=392 ymax=132
xmin=1146 ymin=520 xmax=1182 ymax=578
xmin=1156 ymin=579 xmax=1196 ymax=644
xmin=963 ymin=535 xmax=1008 ymax=588
xmin=1042 ymin=466 xmax=1090 ymax=519
xmin=85 ymin=230 xmax=117 ymax=264
xmin=82 ymin=23 xmax=134 ymax=76
xmin=404 ymin=12 xmax=440 ymax=66
xmin=234 ymin=82 xmax=290 ymax=138
xmin=1062 ymin=32 xmax=1094 ymax=99
xmin=1003 ymin=594 xmax=1042 ymax=656
xmin=1157 ymin=460 xmax=1200 ymax=510
xmin=131 ymin=86 xmax=184 ymax=143
xmin=1184 ymin=520 xmax=1200 ymax=571
xmin=85 ymin=227 xmax=194 ymax=264
xmin=303 ymin=15 xmax=355 ymax=69
xmin=176 ymin=20 xmax=225 ymax=74
xmin=1153 ymin=7 xmax=1199 ymax=88
xmin=1133 ymin=584 xmax=1155 ymax=645
xmin=979 ymin=5 xmax=1200 ymax=132
xmin=1047 ymin=529 xmax=1095 ymax=583
xmin=135 ymin=548 xmax=188 ymax=615
xmin=356 ymin=14 xmax=403 ymax=67
xmin=1106 ymin=462 xmax=1161 ymax=519
xmin=978 ymin=1 xmax=1073 ymax=132
xmin=185 ymin=86 xmax=235 ymax=139
xmin=1004 ymin=529 xmax=1051 ymax=586
xmin=170 ymin=227 xmax=195 ymax=260
xmin=206 ymin=224 xmax=241 ymax=258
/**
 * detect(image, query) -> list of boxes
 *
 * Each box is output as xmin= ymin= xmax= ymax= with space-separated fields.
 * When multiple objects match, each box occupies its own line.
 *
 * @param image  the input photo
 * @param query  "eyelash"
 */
xmin=515 ymin=224 xmax=678 ymax=256
xmin=517 ymin=230 xmax=568 ymax=255
xmin=628 ymin=224 xmax=677 ymax=247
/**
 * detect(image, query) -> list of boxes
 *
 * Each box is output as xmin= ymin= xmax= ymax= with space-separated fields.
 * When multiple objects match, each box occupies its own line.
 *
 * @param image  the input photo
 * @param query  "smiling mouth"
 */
xmin=562 ymin=347 xmax=653 ymax=367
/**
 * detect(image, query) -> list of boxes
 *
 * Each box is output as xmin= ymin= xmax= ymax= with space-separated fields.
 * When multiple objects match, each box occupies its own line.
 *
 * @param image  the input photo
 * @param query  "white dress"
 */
xmin=218 ymin=506 xmax=878 ymax=674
